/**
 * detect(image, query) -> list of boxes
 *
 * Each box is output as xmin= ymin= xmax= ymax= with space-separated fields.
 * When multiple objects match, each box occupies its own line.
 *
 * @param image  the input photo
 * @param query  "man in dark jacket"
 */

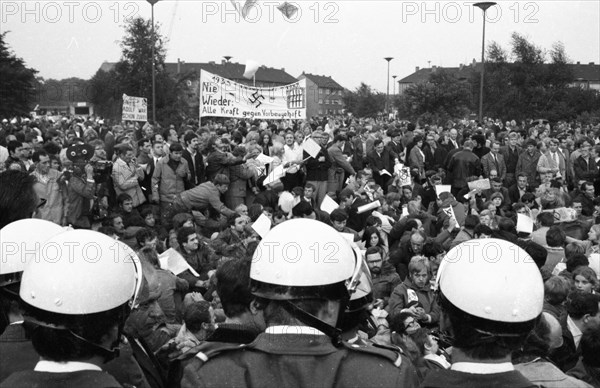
xmin=446 ymin=140 xmax=481 ymax=196
xmin=367 ymin=139 xmax=397 ymax=193
xmin=303 ymin=130 xmax=332 ymax=207
xmin=182 ymin=132 xmax=205 ymax=189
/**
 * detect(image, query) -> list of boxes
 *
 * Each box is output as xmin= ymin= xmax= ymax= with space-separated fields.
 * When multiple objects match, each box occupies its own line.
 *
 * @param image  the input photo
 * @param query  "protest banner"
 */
xmin=199 ymin=70 xmax=306 ymax=120
xmin=516 ymin=213 xmax=534 ymax=234
xmin=159 ymin=248 xmax=199 ymax=276
xmin=467 ymin=178 xmax=491 ymax=191
xmin=397 ymin=166 xmax=411 ymax=186
xmin=435 ymin=185 xmax=452 ymax=197
xmin=122 ymin=94 xmax=148 ymax=122
xmin=252 ymin=214 xmax=272 ymax=239
xmin=540 ymin=207 xmax=577 ymax=223
xmin=302 ymin=138 xmax=321 ymax=158
xmin=320 ymin=195 xmax=339 ymax=214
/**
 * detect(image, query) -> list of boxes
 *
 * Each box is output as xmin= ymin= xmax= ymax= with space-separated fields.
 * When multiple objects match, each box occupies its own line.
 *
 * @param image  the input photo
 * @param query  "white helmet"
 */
xmin=345 ymin=258 xmax=373 ymax=313
xmin=1 ymin=219 xmax=66 ymax=290
xmin=437 ymin=238 xmax=543 ymax=323
xmin=20 ymin=230 xmax=143 ymax=315
xmin=250 ymin=219 xmax=357 ymax=300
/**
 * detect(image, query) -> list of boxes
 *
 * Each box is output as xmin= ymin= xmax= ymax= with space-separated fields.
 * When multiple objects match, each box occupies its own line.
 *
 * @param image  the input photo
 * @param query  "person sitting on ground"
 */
xmin=387 ymin=256 xmax=440 ymax=328
xmin=567 ymin=322 xmax=600 ymax=387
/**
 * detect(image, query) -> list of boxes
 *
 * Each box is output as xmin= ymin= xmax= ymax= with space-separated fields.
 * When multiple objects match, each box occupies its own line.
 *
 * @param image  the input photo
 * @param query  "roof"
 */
xmin=398 ymin=64 xmax=481 ymax=84
xmin=571 ymin=63 xmax=600 ymax=81
xmin=299 ymin=73 xmax=344 ymax=89
xmin=398 ymin=62 xmax=600 ymax=84
xmin=98 ymin=61 xmax=297 ymax=84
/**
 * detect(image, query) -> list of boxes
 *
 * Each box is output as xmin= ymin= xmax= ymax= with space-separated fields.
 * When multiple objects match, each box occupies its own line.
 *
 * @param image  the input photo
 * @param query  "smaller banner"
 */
xmin=122 ymin=94 xmax=148 ymax=122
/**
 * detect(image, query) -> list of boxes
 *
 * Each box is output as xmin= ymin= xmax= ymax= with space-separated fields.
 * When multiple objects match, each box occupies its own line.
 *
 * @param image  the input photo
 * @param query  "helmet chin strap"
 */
xmin=280 ymin=300 xmax=345 ymax=347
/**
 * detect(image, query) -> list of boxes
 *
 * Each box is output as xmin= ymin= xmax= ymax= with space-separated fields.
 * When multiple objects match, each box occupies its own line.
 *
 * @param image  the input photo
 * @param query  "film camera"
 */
xmin=64 ymin=144 xmax=113 ymax=183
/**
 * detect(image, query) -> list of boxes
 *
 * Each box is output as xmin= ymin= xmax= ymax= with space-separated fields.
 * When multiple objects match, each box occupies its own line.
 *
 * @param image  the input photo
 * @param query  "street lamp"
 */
xmin=384 ymin=57 xmax=393 ymax=114
xmin=473 ymin=2 xmax=496 ymax=124
xmin=147 ymin=0 xmax=159 ymax=124
xmin=223 ymin=56 xmax=233 ymax=63
xmin=392 ymin=75 xmax=397 ymax=95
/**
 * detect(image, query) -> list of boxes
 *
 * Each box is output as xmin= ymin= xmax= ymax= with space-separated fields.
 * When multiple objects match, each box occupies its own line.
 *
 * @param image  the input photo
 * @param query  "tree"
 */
xmin=0 ymin=32 xmax=38 ymax=117
xmin=89 ymin=17 xmax=189 ymax=124
xmin=396 ymin=70 xmax=472 ymax=125
xmin=476 ymin=33 xmax=598 ymax=122
xmin=342 ymin=83 xmax=386 ymax=118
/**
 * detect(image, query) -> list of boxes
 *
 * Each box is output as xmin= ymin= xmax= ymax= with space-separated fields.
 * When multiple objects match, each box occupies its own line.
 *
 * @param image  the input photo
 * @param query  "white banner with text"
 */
xmin=199 ymin=70 xmax=306 ymax=120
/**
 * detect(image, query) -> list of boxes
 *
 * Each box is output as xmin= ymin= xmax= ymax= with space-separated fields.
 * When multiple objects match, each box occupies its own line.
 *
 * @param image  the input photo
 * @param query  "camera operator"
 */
xmin=65 ymin=144 xmax=96 ymax=229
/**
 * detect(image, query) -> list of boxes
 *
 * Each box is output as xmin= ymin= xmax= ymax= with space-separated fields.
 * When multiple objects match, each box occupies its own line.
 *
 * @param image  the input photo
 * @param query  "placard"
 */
xmin=122 ymin=94 xmax=148 ymax=122
xmin=467 ymin=178 xmax=491 ymax=191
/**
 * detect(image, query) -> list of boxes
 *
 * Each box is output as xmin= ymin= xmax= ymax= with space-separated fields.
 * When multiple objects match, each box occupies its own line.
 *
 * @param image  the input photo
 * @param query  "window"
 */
xmin=318 ymin=99 xmax=323 ymax=104
xmin=325 ymin=88 xmax=330 ymax=95
xmin=325 ymin=99 xmax=329 ymax=105
xmin=319 ymin=88 xmax=323 ymax=94
xmin=318 ymin=110 xmax=323 ymax=115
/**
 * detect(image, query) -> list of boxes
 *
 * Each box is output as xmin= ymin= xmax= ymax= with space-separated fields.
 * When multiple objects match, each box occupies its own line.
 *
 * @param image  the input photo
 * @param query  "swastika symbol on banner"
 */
xmin=249 ymin=91 xmax=265 ymax=108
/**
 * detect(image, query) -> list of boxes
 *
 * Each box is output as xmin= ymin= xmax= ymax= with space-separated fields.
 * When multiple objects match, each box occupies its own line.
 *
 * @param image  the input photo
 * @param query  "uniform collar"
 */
xmin=34 ymin=360 xmax=102 ymax=373
xmin=451 ymin=361 xmax=513 ymax=374
xmin=265 ymin=325 xmax=326 ymax=336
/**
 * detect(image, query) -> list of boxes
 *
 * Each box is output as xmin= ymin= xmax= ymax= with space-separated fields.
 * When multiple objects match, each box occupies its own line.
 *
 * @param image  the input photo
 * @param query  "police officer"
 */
xmin=0 ymin=219 xmax=66 ymax=382
xmin=1 ymin=229 xmax=143 ymax=387
xmin=181 ymin=219 xmax=419 ymax=388
xmin=422 ymin=238 xmax=544 ymax=388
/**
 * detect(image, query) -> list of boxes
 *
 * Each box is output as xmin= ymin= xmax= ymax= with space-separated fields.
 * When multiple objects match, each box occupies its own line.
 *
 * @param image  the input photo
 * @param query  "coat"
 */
xmin=32 ymin=169 xmax=65 ymax=224
xmin=152 ymin=157 xmax=190 ymax=204
xmin=408 ymin=146 xmax=426 ymax=179
xmin=387 ymin=278 xmax=441 ymax=325
xmin=225 ymin=162 xmax=256 ymax=206
xmin=447 ymin=149 xmax=481 ymax=190
xmin=514 ymin=359 xmax=593 ymax=388
xmin=112 ymin=157 xmax=146 ymax=207
xmin=304 ymin=147 xmax=332 ymax=181
xmin=537 ymin=150 xmax=567 ymax=179
xmin=205 ymin=151 xmax=244 ymax=181
xmin=66 ymin=174 xmax=95 ymax=228
xmin=573 ymin=155 xmax=599 ymax=184
xmin=180 ymin=332 xmax=419 ymax=388
xmin=182 ymin=149 xmax=205 ymax=188
xmin=0 ymin=324 xmax=38 ymax=383
xmin=481 ymin=152 xmax=507 ymax=181
xmin=500 ymin=145 xmax=522 ymax=175
xmin=516 ymin=150 xmax=542 ymax=185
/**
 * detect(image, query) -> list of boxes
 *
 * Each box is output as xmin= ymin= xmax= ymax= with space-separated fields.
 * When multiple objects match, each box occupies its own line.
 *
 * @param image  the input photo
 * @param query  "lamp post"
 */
xmin=384 ymin=57 xmax=393 ymax=115
xmin=473 ymin=2 xmax=496 ymax=124
xmin=392 ymin=75 xmax=397 ymax=95
xmin=147 ymin=0 xmax=159 ymax=124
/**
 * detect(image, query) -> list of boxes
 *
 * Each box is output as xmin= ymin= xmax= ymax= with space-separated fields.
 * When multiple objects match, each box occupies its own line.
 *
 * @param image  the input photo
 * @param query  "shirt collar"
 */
xmin=265 ymin=325 xmax=326 ymax=336
xmin=451 ymin=361 xmax=514 ymax=374
xmin=34 ymin=360 xmax=102 ymax=373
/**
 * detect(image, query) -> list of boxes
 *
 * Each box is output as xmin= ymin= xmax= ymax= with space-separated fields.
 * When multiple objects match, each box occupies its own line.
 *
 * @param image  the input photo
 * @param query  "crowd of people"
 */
xmin=0 ymin=114 xmax=599 ymax=387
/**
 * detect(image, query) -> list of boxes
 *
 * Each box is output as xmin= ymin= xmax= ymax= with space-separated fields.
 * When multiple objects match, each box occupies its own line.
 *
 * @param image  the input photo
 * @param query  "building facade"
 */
xmin=297 ymin=73 xmax=345 ymax=118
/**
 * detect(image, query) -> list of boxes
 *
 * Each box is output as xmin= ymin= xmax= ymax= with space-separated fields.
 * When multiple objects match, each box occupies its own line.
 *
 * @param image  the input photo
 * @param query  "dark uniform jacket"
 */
xmin=422 ymin=369 xmax=536 ymax=388
xmin=0 ymin=323 xmax=37 ymax=383
xmin=0 ymin=370 xmax=122 ymax=388
xmin=180 ymin=332 xmax=419 ymax=388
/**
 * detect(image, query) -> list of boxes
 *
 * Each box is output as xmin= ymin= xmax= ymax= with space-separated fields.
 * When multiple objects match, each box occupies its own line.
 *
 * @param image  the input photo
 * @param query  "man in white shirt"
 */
xmin=566 ymin=292 xmax=600 ymax=349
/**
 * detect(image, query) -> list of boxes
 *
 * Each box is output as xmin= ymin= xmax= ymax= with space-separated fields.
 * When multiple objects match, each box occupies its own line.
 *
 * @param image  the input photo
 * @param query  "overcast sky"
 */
xmin=2 ymin=1 xmax=599 ymax=92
